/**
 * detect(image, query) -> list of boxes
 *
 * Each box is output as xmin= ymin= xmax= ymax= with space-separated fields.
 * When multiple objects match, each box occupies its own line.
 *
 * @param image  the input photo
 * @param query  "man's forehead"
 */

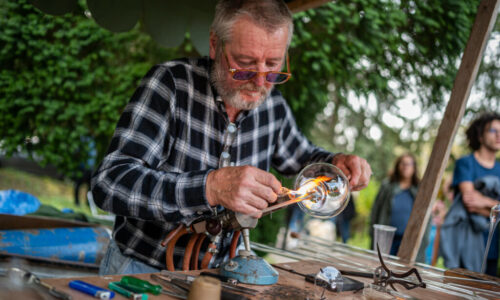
xmin=228 ymin=16 xmax=289 ymax=49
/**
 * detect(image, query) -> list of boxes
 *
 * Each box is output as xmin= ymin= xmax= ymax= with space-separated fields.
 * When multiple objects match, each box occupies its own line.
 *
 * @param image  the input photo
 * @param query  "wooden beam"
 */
xmin=397 ymin=0 xmax=500 ymax=262
xmin=287 ymin=0 xmax=331 ymax=13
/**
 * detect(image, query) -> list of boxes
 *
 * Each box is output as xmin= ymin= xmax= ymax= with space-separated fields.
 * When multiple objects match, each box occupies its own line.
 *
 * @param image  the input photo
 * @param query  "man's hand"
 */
xmin=332 ymin=154 xmax=372 ymax=191
xmin=459 ymin=182 xmax=498 ymax=217
xmin=206 ymin=166 xmax=281 ymax=218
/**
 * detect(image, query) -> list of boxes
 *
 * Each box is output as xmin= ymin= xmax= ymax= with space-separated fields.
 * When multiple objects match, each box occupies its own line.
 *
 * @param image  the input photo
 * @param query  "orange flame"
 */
xmin=289 ymin=175 xmax=332 ymax=203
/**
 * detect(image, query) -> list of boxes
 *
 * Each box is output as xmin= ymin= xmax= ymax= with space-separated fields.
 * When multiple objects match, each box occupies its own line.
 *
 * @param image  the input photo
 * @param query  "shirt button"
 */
xmin=197 ymin=211 xmax=203 ymax=215
xmin=227 ymin=123 xmax=236 ymax=133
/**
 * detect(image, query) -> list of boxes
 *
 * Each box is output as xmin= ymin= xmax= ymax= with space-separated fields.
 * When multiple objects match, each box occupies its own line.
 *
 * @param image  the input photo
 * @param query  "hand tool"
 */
xmin=156 ymin=272 xmax=252 ymax=300
xmin=120 ymin=276 xmax=162 ymax=295
xmin=7 ymin=267 xmax=72 ymax=300
xmin=159 ymin=270 xmax=259 ymax=296
xmin=150 ymin=274 xmax=188 ymax=299
xmin=69 ymin=280 xmax=115 ymax=299
xmin=108 ymin=282 xmax=148 ymax=300
xmin=199 ymin=271 xmax=238 ymax=285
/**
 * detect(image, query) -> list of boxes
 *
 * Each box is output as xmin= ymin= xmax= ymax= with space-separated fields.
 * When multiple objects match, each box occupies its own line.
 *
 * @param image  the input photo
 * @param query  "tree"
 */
xmin=279 ymin=0 xmax=498 ymax=182
xmin=0 ymin=0 xmax=192 ymax=178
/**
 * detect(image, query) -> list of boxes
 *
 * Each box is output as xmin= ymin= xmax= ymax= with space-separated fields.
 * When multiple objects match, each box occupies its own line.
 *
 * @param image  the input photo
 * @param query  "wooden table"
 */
xmin=39 ymin=238 xmax=500 ymax=300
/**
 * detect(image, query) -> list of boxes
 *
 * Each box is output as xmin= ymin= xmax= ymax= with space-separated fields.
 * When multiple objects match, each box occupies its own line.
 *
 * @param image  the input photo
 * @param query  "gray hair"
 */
xmin=210 ymin=0 xmax=294 ymax=48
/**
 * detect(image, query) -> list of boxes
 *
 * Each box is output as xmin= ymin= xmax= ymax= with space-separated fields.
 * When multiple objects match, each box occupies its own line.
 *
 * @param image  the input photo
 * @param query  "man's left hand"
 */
xmin=332 ymin=154 xmax=372 ymax=191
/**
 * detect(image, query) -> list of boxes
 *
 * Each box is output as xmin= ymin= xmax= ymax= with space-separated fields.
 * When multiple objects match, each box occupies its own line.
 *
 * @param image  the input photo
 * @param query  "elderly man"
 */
xmin=92 ymin=0 xmax=371 ymax=275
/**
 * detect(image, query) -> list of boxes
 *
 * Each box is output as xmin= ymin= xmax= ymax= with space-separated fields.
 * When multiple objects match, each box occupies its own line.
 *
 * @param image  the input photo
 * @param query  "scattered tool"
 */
xmin=153 ymin=272 xmax=252 ymax=300
xmin=120 ymin=276 xmax=162 ymax=295
xmin=69 ymin=280 xmax=115 ymax=299
xmin=200 ymin=271 xmax=238 ymax=285
xmin=159 ymin=270 xmax=259 ymax=296
xmin=373 ymin=244 xmax=426 ymax=291
xmin=108 ymin=281 xmax=148 ymax=300
xmin=7 ymin=267 xmax=72 ymax=300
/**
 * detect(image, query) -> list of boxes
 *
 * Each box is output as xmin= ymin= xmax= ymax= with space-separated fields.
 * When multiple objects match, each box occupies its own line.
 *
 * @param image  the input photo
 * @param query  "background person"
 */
xmin=370 ymin=153 xmax=429 ymax=262
xmin=441 ymin=112 xmax=500 ymax=275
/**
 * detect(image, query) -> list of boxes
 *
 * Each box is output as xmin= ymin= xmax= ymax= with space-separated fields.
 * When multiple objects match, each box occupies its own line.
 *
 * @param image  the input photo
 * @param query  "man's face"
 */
xmin=481 ymin=119 xmax=500 ymax=153
xmin=210 ymin=17 xmax=289 ymax=111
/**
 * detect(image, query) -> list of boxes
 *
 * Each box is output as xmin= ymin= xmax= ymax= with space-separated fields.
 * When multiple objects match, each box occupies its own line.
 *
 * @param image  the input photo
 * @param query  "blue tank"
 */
xmin=0 ymin=227 xmax=110 ymax=264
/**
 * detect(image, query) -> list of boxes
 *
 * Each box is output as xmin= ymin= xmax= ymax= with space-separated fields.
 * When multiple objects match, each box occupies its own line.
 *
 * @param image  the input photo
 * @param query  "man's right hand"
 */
xmin=206 ymin=166 xmax=282 ymax=218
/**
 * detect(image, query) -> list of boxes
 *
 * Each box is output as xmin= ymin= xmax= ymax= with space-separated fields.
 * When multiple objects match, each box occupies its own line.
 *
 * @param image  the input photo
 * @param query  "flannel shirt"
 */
xmin=91 ymin=57 xmax=335 ymax=270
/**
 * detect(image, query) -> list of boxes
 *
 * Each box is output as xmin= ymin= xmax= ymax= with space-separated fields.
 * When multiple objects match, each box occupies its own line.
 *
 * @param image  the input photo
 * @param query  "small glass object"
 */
xmin=294 ymin=163 xmax=350 ymax=219
xmin=481 ymin=204 xmax=500 ymax=273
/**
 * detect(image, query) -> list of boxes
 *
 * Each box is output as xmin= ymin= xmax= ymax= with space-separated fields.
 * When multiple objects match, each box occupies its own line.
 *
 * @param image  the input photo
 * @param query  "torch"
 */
xmin=218 ymin=162 xmax=351 ymax=285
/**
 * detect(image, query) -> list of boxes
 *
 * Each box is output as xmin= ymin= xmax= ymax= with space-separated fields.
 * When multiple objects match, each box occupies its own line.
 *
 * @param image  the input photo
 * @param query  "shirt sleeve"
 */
xmin=271 ymin=99 xmax=335 ymax=176
xmin=452 ymin=156 xmax=474 ymax=188
xmin=90 ymin=65 xmax=213 ymax=223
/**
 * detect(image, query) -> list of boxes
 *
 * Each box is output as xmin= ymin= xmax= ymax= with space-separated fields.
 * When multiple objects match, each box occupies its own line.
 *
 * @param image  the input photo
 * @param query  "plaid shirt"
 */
xmin=91 ymin=57 xmax=335 ymax=270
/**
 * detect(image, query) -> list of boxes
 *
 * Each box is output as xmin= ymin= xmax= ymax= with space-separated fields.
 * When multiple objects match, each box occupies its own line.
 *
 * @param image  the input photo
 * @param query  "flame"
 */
xmin=289 ymin=175 xmax=332 ymax=204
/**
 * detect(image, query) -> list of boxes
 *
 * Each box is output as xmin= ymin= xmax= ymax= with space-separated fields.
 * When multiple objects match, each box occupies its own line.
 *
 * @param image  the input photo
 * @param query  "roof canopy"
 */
xmin=31 ymin=0 xmax=329 ymax=55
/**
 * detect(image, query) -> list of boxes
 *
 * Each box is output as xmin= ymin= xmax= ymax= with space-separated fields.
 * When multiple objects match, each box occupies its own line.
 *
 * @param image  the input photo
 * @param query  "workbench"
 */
xmin=35 ymin=239 xmax=500 ymax=300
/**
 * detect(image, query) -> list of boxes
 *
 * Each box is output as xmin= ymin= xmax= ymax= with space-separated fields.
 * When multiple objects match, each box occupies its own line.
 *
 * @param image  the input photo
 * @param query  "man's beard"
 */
xmin=210 ymin=53 xmax=271 ymax=111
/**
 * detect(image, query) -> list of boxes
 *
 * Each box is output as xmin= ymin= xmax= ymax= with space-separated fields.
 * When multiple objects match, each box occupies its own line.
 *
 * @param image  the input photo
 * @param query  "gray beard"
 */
xmin=210 ymin=56 xmax=271 ymax=111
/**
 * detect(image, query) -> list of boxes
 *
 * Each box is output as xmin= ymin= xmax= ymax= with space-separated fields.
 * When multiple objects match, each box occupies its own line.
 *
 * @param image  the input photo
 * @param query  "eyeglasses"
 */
xmin=223 ymin=44 xmax=291 ymax=84
xmin=487 ymin=128 xmax=499 ymax=135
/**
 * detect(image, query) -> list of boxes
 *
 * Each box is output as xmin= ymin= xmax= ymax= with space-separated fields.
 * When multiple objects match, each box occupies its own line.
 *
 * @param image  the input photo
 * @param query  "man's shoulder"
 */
xmin=157 ymin=57 xmax=211 ymax=79
xmin=456 ymin=154 xmax=475 ymax=166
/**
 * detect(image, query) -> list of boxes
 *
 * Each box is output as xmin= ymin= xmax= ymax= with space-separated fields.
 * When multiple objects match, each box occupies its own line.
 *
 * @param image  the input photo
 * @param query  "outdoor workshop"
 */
xmin=1 ymin=0 xmax=500 ymax=299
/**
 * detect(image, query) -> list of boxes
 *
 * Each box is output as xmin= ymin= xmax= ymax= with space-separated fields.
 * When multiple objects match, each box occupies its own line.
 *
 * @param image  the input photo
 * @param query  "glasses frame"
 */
xmin=222 ymin=44 xmax=291 ymax=84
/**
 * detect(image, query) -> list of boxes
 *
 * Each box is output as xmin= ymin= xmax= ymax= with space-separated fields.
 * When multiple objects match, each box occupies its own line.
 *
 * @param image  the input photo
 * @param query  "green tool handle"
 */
xmin=120 ymin=276 xmax=162 ymax=295
xmin=108 ymin=282 xmax=148 ymax=300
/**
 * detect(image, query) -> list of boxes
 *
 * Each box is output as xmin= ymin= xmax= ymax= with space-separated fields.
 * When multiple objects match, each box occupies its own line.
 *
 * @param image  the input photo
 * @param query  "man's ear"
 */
xmin=209 ymin=32 xmax=218 ymax=60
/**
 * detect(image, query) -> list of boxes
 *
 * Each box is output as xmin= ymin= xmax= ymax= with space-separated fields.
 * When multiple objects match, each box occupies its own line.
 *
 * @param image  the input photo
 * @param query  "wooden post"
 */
xmin=397 ymin=0 xmax=500 ymax=262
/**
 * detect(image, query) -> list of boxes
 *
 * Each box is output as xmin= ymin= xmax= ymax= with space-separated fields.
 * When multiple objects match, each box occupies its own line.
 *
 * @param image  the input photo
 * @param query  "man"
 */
xmin=91 ymin=0 xmax=371 ymax=275
xmin=445 ymin=113 xmax=500 ymax=275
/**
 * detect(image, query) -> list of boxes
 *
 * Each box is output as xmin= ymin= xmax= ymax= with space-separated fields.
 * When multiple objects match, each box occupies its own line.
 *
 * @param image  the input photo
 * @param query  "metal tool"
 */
xmin=200 ymin=271 xmax=238 ymax=285
xmin=157 ymin=271 xmax=254 ymax=299
xmin=7 ymin=267 xmax=72 ymax=300
xmin=68 ymin=280 xmax=115 ymax=299
xmin=373 ymin=244 xmax=426 ymax=290
xmin=108 ymin=281 xmax=148 ymax=300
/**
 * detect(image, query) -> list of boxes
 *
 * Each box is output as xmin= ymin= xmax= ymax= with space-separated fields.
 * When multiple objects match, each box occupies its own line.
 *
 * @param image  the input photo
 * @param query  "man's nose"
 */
xmin=252 ymin=72 xmax=266 ymax=86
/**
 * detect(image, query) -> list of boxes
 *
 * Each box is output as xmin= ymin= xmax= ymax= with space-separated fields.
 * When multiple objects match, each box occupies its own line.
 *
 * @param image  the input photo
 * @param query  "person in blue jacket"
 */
xmin=451 ymin=112 xmax=500 ymax=276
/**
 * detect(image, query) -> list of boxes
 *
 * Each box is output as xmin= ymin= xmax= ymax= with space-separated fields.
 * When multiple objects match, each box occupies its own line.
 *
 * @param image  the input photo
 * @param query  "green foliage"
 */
xmin=0 ymin=0 xmax=187 ymax=178
xmin=280 ymin=0 xmax=491 ymax=183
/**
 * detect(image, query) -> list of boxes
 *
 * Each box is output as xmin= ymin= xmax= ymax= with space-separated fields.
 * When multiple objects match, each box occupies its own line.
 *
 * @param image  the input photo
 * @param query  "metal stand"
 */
xmin=220 ymin=228 xmax=279 ymax=285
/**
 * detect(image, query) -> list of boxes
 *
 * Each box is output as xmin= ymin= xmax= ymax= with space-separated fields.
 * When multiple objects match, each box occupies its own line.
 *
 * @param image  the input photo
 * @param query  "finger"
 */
xmin=347 ymin=158 xmax=362 ymax=188
xmin=254 ymin=170 xmax=281 ymax=194
xmin=252 ymin=185 xmax=278 ymax=204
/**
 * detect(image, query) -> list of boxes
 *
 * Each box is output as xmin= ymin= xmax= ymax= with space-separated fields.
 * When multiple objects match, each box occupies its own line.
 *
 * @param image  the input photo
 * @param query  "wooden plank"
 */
xmin=397 ymin=0 xmax=500 ymax=262
xmin=287 ymin=0 xmax=331 ymax=13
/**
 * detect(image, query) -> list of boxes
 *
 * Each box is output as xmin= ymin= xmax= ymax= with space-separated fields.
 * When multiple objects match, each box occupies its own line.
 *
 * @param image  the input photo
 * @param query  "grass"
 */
xmin=0 ymin=167 xmax=92 ymax=215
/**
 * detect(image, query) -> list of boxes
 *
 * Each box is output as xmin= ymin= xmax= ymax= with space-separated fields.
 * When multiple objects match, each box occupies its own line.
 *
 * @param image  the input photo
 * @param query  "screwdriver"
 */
xmin=69 ymin=280 xmax=115 ymax=299
xmin=120 ymin=276 xmax=162 ymax=295
xmin=108 ymin=282 xmax=148 ymax=300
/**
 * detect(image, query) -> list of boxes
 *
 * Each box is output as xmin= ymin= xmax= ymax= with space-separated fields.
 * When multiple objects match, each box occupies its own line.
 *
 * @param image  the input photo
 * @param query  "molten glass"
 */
xmin=293 ymin=162 xmax=350 ymax=219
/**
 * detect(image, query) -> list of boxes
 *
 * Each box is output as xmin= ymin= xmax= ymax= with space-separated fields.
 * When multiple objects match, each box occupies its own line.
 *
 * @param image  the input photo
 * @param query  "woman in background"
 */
xmin=370 ymin=153 xmax=429 ymax=262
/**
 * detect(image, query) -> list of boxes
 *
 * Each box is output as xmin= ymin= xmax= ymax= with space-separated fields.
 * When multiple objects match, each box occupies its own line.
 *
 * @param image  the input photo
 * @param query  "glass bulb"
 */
xmin=294 ymin=162 xmax=350 ymax=219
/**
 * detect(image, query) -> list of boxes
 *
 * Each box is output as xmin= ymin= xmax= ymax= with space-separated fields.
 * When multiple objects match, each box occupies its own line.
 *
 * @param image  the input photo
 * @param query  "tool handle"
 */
xmin=120 ymin=276 xmax=162 ymax=295
xmin=69 ymin=280 xmax=115 ymax=299
xmin=108 ymin=282 xmax=148 ymax=300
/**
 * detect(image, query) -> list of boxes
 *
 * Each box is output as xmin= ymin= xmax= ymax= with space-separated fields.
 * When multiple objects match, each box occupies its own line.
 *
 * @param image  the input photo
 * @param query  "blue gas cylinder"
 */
xmin=0 ymin=227 xmax=110 ymax=264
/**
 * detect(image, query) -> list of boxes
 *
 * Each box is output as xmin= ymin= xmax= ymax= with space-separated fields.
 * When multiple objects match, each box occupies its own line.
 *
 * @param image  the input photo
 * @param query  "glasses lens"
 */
xmin=233 ymin=71 xmax=256 ymax=81
xmin=266 ymin=72 xmax=289 ymax=83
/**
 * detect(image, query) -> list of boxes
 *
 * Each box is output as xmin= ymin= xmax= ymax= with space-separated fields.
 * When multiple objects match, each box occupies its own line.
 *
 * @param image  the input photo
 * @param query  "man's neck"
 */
xmin=225 ymin=105 xmax=240 ymax=123
xmin=474 ymin=147 xmax=497 ymax=168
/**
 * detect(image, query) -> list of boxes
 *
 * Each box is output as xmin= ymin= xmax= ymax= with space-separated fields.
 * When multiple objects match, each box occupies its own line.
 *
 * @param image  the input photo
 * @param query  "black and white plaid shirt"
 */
xmin=91 ymin=57 xmax=335 ymax=270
